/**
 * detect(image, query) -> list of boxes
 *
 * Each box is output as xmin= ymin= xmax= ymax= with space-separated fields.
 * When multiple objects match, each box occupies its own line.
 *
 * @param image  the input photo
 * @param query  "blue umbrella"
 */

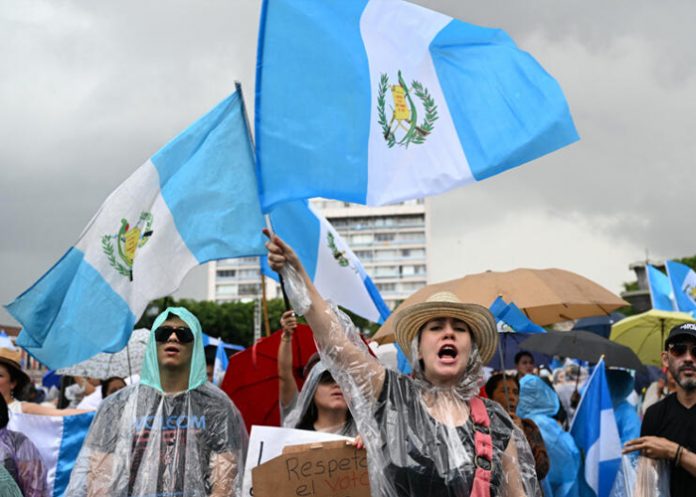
xmin=572 ymin=312 xmax=624 ymax=338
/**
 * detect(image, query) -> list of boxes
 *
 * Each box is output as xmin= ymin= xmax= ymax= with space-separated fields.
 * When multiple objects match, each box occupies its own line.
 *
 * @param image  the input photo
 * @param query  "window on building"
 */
xmin=216 ymin=285 xmax=237 ymax=295
xmin=238 ymin=284 xmax=258 ymax=296
xmin=217 ymin=270 xmax=236 ymax=278
xmin=377 ymin=283 xmax=396 ymax=292
xmin=375 ymin=233 xmax=395 ymax=242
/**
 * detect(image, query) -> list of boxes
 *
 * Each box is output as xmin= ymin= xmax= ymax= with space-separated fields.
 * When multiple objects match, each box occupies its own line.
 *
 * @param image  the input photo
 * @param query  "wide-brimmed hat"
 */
xmin=0 ymin=347 xmax=30 ymax=394
xmin=393 ymin=291 xmax=498 ymax=364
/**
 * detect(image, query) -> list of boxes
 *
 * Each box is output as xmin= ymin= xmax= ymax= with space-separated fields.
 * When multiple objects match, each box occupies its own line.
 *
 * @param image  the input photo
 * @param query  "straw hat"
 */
xmin=0 ymin=347 xmax=30 ymax=395
xmin=393 ymin=291 xmax=498 ymax=364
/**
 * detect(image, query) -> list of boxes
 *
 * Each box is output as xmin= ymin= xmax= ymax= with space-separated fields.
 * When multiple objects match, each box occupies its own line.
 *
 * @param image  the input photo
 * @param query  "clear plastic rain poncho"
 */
xmin=66 ymin=307 xmax=248 ymax=497
xmin=0 ymin=427 xmax=48 ymax=497
xmin=281 ymin=265 xmax=540 ymax=497
xmin=282 ymin=360 xmax=357 ymax=436
xmin=517 ymin=374 xmax=580 ymax=497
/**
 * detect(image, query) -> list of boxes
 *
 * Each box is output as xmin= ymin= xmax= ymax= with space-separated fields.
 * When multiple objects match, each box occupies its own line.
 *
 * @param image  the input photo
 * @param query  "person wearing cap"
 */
xmin=66 ymin=307 xmax=248 ymax=497
xmin=277 ymin=311 xmax=356 ymax=435
xmin=266 ymin=231 xmax=539 ymax=497
xmin=623 ymin=322 xmax=696 ymax=497
xmin=0 ymin=347 xmax=84 ymax=416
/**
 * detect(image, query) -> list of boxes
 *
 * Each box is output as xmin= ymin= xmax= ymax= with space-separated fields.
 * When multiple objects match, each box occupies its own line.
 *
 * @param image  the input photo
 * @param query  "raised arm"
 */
xmin=277 ymin=310 xmax=299 ymax=409
xmin=265 ymin=229 xmax=385 ymax=400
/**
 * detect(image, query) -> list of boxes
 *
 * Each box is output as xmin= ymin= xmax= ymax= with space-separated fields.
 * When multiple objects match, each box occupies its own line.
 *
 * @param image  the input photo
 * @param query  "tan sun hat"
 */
xmin=0 ymin=347 xmax=30 ymax=395
xmin=393 ymin=291 xmax=498 ymax=364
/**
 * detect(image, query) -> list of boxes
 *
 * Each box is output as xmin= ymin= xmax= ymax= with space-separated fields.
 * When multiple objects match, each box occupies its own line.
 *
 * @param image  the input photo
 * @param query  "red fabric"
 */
xmin=469 ymin=396 xmax=492 ymax=497
xmin=220 ymin=324 xmax=317 ymax=432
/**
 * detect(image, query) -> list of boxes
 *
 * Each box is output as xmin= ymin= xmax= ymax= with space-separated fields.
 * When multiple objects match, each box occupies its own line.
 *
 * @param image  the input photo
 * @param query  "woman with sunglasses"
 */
xmin=278 ymin=311 xmax=356 ymax=436
xmin=266 ymin=231 xmax=539 ymax=497
xmin=67 ymin=307 xmax=248 ymax=497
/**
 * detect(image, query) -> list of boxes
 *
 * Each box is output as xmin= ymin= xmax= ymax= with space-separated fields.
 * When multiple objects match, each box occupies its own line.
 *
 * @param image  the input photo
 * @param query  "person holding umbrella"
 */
xmin=266 ymin=231 xmax=539 ymax=497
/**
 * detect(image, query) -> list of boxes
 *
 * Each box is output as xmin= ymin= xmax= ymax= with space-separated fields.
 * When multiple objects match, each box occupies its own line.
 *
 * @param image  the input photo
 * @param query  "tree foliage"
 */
xmin=136 ymin=297 xmax=383 ymax=346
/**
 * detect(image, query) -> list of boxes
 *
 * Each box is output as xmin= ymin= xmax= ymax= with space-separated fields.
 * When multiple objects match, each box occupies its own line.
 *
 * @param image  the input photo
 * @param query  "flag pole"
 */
xmin=261 ymin=272 xmax=271 ymax=337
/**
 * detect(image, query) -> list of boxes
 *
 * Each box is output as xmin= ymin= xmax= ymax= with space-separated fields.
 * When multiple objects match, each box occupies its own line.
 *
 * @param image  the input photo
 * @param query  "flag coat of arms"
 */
xmin=262 ymin=200 xmax=390 ymax=323
xmin=7 ymin=87 xmax=267 ymax=369
xmin=665 ymin=260 xmax=696 ymax=313
xmin=255 ymin=0 xmax=579 ymax=210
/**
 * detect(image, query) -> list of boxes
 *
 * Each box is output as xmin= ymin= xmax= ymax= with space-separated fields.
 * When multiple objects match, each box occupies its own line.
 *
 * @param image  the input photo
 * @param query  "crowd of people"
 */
xmin=0 ymin=233 xmax=695 ymax=496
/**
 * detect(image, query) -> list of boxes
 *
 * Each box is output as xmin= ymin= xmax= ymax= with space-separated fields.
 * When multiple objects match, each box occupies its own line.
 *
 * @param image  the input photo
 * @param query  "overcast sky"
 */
xmin=2 ymin=0 xmax=694 ymax=326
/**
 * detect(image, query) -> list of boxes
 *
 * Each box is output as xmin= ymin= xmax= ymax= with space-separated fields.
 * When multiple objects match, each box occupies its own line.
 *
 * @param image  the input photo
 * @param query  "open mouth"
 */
xmin=437 ymin=344 xmax=458 ymax=362
xmin=164 ymin=344 xmax=181 ymax=355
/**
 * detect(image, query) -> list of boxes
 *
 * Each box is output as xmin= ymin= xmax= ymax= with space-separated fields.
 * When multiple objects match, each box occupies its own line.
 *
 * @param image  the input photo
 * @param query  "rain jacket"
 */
xmin=66 ymin=307 xmax=248 ymax=497
xmin=0 ymin=427 xmax=48 ymax=497
xmin=282 ymin=361 xmax=357 ymax=436
xmin=606 ymin=369 xmax=641 ymax=446
xmin=518 ymin=375 xmax=580 ymax=497
xmin=280 ymin=265 xmax=540 ymax=497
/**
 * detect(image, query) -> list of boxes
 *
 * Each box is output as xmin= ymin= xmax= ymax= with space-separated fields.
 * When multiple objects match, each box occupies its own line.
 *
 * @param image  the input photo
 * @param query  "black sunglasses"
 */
xmin=154 ymin=326 xmax=194 ymax=344
xmin=318 ymin=371 xmax=336 ymax=385
xmin=668 ymin=342 xmax=696 ymax=359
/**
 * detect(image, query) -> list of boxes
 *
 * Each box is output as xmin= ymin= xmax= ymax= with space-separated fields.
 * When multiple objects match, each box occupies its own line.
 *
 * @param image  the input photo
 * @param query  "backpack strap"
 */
xmin=469 ymin=396 xmax=492 ymax=497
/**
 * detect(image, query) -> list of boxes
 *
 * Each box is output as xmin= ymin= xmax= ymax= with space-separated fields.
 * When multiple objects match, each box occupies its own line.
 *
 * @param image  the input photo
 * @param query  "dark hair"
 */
xmin=484 ymin=372 xmax=519 ymax=398
xmin=101 ymin=377 xmax=125 ymax=399
xmin=295 ymin=376 xmax=354 ymax=434
xmin=57 ymin=376 xmax=76 ymax=410
xmin=514 ymin=351 xmax=534 ymax=365
xmin=0 ymin=395 xmax=8 ymax=428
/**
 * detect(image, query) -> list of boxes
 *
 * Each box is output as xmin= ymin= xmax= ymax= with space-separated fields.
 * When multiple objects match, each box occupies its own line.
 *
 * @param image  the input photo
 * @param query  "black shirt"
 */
xmin=641 ymin=393 xmax=696 ymax=497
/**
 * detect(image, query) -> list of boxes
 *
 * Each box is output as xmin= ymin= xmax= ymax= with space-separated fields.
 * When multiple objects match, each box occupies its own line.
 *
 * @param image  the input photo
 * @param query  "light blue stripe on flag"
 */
xmin=12 ymin=249 xmax=136 ymax=367
xmin=431 ymin=21 xmax=578 ymax=179
xmin=646 ymin=264 xmax=675 ymax=311
xmin=53 ymin=413 xmax=95 ymax=497
xmin=152 ymin=90 xmax=266 ymax=262
xmin=570 ymin=359 xmax=621 ymax=497
xmin=255 ymin=0 xmax=371 ymax=208
xmin=665 ymin=260 xmax=696 ymax=313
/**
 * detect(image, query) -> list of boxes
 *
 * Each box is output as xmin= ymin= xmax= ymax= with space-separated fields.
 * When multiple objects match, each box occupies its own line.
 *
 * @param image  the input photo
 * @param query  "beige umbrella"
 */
xmin=373 ymin=268 xmax=627 ymax=343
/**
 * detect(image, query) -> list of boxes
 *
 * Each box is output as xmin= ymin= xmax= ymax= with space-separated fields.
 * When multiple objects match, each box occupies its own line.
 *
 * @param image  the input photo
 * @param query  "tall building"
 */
xmin=208 ymin=199 xmax=430 ymax=311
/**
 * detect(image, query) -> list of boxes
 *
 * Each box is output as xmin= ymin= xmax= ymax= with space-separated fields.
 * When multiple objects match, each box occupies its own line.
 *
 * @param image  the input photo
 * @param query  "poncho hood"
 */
xmin=517 ymin=374 xmax=560 ymax=418
xmin=140 ymin=307 xmax=207 ymax=393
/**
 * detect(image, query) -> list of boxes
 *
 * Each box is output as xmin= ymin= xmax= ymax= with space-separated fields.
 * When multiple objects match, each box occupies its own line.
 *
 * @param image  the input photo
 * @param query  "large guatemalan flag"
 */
xmin=570 ymin=358 xmax=622 ymax=497
xmin=9 ymin=412 xmax=95 ymax=497
xmin=255 ymin=0 xmax=579 ymax=210
xmin=646 ymin=264 xmax=675 ymax=311
xmin=262 ymin=200 xmax=391 ymax=323
xmin=7 ymin=86 xmax=267 ymax=369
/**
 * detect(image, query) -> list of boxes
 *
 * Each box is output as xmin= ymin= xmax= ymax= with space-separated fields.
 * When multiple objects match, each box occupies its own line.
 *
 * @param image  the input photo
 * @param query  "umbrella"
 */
xmin=521 ymin=330 xmax=644 ymax=371
xmin=373 ymin=268 xmax=627 ymax=343
xmin=571 ymin=312 xmax=625 ymax=338
xmin=57 ymin=329 xmax=150 ymax=380
xmin=487 ymin=332 xmax=552 ymax=371
xmin=220 ymin=324 xmax=317 ymax=432
xmin=609 ymin=310 xmax=696 ymax=367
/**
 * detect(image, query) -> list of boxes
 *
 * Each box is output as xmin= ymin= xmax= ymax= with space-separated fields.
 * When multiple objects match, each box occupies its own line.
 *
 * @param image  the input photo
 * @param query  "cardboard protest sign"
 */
xmin=242 ymin=425 xmax=351 ymax=497
xmin=252 ymin=440 xmax=370 ymax=497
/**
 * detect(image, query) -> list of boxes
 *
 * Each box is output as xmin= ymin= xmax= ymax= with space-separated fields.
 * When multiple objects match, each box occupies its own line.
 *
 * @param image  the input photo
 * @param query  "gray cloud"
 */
xmin=1 ymin=0 xmax=694 ymax=326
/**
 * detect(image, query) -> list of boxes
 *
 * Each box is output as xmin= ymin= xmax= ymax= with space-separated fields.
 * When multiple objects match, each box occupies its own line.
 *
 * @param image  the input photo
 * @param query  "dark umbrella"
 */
xmin=571 ymin=312 xmax=625 ymax=338
xmin=520 ymin=330 xmax=645 ymax=371
xmin=487 ymin=333 xmax=552 ymax=371
xmin=220 ymin=324 xmax=317 ymax=432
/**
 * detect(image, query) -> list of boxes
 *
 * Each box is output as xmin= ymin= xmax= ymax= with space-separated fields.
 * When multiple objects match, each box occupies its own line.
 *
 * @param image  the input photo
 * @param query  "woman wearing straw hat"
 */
xmin=266 ymin=231 xmax=539 ymax=497
xmin=0 ymin=347 xmax=84 ymax=416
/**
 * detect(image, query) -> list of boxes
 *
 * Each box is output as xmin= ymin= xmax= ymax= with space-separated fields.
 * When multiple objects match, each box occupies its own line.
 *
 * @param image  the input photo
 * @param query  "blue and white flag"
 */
xmin=665 ymin=260 xmax=696 ymax=313
xmin=262 ymin=200 xmax=391 ymax=323
xmin=490 ymin=296 xmax=545 ymax=334
xmin=7 ymin=87 xmax=266 ymax=369
xmin=646 ymin=264 xmax=675 ymax=311
xmin=213 ymin=340 xmax=230 ymax=386
xmin=570 ymin=358 xmax=622 ymax=497
xmin=255 ymin=0 xmax=579 ymax=210
xmin=8 ymin=412 xmax=95 ymax=497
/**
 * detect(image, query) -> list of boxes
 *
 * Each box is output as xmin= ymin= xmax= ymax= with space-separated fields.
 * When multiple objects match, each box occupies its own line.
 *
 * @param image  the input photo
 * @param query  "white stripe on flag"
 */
xmin=361 ymin=0 xmax=474 ymax=205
